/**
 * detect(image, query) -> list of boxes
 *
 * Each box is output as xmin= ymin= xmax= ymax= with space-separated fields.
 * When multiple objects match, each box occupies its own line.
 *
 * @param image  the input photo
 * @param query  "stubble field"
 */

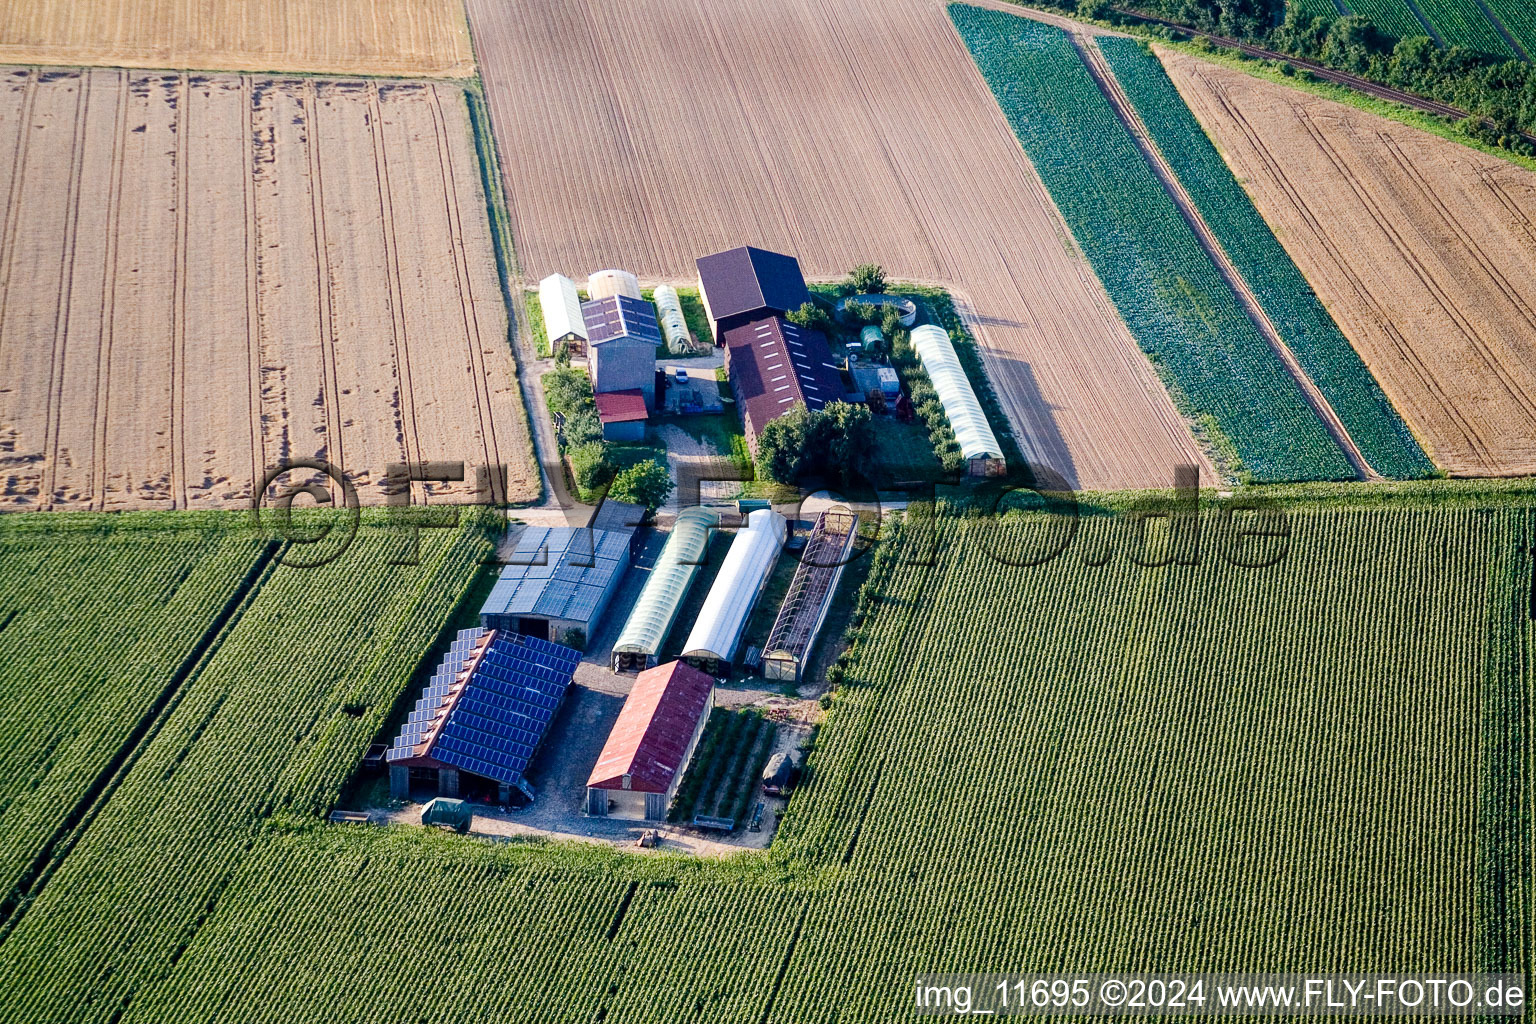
xmin=468 ymin=0 xmax=1215 ymax=491
xmin=0 ymin=0 xmax=475 ymax=77
xmin=0 ymin=68 xmax=535 ymax=510
xmin=1161 ymin=50 xmax=1536 ymax=478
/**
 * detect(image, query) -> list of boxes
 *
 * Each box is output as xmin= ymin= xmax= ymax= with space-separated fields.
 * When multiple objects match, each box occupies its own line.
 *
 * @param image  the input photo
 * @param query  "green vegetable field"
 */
xmin=0 ymin=489 xmax=1528 ymax=1021
xmin=948 ymin=5 xmax=1354 ymax=484
xmin=1098 ymin=38 xmax=1434 ymax=481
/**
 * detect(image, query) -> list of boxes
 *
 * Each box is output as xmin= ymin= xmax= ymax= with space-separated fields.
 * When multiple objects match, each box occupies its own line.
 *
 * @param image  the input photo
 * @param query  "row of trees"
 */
xmin=1058 ymin=0 xmax=1536 ymax=150
xmin=756 ymin=402 xmax=876 ymax=488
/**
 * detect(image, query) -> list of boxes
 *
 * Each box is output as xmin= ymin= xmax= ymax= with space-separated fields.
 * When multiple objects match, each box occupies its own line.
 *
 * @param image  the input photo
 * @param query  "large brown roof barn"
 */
xmin=695 ymin=245 xmax=812 ymax=344
xmin=723 ymin=316 xmax=844 ymax=455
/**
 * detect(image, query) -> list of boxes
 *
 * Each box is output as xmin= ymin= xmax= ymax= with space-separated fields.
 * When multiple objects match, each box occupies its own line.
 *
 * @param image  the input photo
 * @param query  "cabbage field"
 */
xmin=949 ymin=5 xmax=1354 ymax=484
xmin=1097 ymin=37 xmax=1434 ymax=481
xmin=0 ymin=489 xmax=1527 ymax=1021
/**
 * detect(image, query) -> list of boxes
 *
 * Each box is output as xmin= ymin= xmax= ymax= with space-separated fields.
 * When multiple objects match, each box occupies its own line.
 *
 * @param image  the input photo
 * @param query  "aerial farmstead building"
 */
xmin=762 ymin=508 xmax=859 ymax=683
xmin=594 ymin=390 xmax=649 ymax=442
xmin=583 ymin=294 xmax=660 ymax=410
xmin=723 ymin=316 xmax=843 ymax=456
xmin=539 ymin=273 xmax=589 ymax=357
xmin=681 ymin=509 xmax=786 ymax=673
xmin=695 ymin=245 xmax=812 ymax=345
xmin=611 ymin=506 xmax=721 ymax=672
xmin=910 ymin=324 xmax=1006 ymax=477
xmin=479 ymin=515 xmax=639 ymax=644
xmin=587 ymin=268 xmax=643 ymax=301
xmin=386 ymin=628 xmax=581 ymax=803
xmin=585 ymin=659 xmax=715 ymax=820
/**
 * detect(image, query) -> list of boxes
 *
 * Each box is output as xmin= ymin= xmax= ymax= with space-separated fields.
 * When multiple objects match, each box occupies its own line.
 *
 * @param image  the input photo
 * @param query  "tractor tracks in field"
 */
xmin=1073 ymin=33 xmax=1379 ymax=481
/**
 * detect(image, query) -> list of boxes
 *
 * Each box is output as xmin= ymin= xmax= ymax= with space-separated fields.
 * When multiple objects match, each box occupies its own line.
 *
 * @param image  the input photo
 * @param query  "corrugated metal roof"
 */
xmin=682 ymin=509 xmax=785 ymax=664
xmin=587 ymin=660 xmax=715 ymax=793
xmin=612 ymin=507 xmax=719 ymax=658
xmin=911 ymin=324 xmax=1003 ymax=461
xmin=594 ymin=389 xmax=649 ymax=424
xmin=583 ymin=294 xmax=661 ymax=346
xmin=386 ymin=630 xmax=581 ymax=788
xmin=539 ymin=273 xmax=587 ymax=343
xmin=481 ymin=525 xmax=634 ymax=625
xmin=695 ymin=246 xmax=811 ymax=322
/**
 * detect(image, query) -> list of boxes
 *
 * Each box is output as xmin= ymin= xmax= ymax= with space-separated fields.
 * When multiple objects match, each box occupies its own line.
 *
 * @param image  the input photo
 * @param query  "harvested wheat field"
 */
xmin=0 ymin=0 xmax=474 ymax=77
xmin=1160 ymin=49 xmax=1536 ymax=477
xmin=0 ymin=68 xmax=535 ymax=510
xmin=468 ymin=0 xmax=1214 ymax=491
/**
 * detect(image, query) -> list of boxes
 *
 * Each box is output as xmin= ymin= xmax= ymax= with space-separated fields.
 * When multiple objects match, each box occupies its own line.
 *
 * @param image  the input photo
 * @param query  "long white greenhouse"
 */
xmin=539 ymin=273 xmax=588 ymax=354
xmin=652 ymin=285 xmax=694 ymax=355
xmin=610 ymin=506 xmax=720 ymax=672
xmin=681 ymin=509 xmax=786 ymax=673
xmin=910 ymin=324 xmax=1006 ymax=475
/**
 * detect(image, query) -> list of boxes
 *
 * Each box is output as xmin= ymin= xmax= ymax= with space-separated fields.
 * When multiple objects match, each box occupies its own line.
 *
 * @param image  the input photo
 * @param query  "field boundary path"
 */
xmin=1074 ymin=33 xmax=1376 ymax=480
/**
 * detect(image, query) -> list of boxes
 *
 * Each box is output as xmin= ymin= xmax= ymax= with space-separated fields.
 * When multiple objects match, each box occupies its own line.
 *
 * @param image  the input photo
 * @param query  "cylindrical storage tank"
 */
xmin=653 ymin=285 xmax=693 ymax=354
xmin=860 ymin=325 xmax=884 ymax=348
xmin=588 ymin=269 xmax=643 ymax=301
xmin=681 ymin=510 xmax=787 ymax=670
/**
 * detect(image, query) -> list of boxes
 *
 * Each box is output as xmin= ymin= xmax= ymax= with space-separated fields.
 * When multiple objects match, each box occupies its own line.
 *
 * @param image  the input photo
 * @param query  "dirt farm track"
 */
xmin=468 ymin=0 xmax=1215 ymax=491
xmin=0 ymin=69 xmax=535 ymax=510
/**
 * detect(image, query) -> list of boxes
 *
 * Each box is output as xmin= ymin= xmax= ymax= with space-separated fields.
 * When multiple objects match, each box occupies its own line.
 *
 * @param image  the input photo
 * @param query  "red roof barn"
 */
xmin=586 ymin=660 xmax=715 ymax=820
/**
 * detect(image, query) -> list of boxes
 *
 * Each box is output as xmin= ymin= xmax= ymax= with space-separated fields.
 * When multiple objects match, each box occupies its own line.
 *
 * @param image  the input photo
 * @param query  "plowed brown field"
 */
xmin=0 ymin=0 xmax=474 ymax=78
xmin=468 ymin=0 xmax=1214 ymax=491
xmin=1160 ymin=49 xmax=1536 ymax=477
xmin=0 ymin=69 xmax=535 ymax=510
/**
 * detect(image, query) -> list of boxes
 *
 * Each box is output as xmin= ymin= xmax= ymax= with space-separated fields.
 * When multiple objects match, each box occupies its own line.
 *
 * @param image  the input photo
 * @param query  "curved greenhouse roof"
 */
xmin=653 ymin=285 xmax=692 ymax=354
xmin=682 ymin=509 xmax=786 ymax=667
xmin=910 ymin=324 xmax=1002 ymax=461
xmin=612 ymin=507 xmax=720 ymax=665
xmin=539 ymin=273 xmax=587 ymax=345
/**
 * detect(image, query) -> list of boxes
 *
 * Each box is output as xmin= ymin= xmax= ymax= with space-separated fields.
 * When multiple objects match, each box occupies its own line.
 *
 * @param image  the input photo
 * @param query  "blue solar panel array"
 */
xmin=387 ymin=629 xmax=581 ymax=788
xmin=387 ymin=627 xmax=486 ymax=760
xmin=582 ymin=294 xmax=662 ymax=346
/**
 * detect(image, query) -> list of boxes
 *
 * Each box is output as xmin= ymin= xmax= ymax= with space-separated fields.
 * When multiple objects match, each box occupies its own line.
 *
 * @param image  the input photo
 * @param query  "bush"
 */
xmin=563 ymin=408 xmax=603 ymax=448
xmin=608 ymin=458 xmax=674 ymax=513
xmin=568 ymin=441 xmax=614 ymax=494
xmin=848 ymin=263 xmax=886 ymax=293
xmin=543 ymin=367 xmax=593 ymax=420
xmin=557 ymin=627 xmax=586 ymax=651
xmin=785 ymin=301 xmax=833 ymax=334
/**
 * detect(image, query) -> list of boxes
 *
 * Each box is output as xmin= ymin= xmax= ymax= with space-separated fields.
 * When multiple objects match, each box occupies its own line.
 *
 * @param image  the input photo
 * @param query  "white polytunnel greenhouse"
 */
xmin=539 ymin=273 xmax=588 ymax=353
xmin=680 ymin=509 xmax=787 ymax=673
xmin=587 ymin=268 xmax=643 ymax=301
xmin=910 ymin=324 xmax=1006 ymax=473
xmin=610 ymin=506 xmax=721 ymax=672
xmin=652 ymin=285 xmax=694 ymax=355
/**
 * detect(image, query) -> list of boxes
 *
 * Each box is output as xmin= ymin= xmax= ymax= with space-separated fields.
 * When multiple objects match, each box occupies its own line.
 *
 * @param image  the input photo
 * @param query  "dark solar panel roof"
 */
xmin=582 ymin=294 xmax=661 ymax=345
xmin=696 ymin=246 xmax=811 ymax=321
xmin=724 ymin=317 xmax=843 ymax=439
xmin=387 ymin=630 xmax=581 ymax=787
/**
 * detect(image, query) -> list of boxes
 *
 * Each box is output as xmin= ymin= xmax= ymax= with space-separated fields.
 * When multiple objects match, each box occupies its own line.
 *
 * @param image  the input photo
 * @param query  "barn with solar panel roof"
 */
xmin=386 ymin=628 xmax=582 ymax=804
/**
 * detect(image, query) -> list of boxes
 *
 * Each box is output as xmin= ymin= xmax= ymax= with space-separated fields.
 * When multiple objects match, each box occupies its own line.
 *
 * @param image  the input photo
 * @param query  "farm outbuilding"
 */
xmin=910 ymin=324 xmax=1006 ymax=476
xmin=611 ymin=506 xmax=721 ymax=671
xmin=585 ymin=660 xmax=715 ymax=820
xmin=386 ymin=628 xmax=581 ymax=804
xmin=480 ymin=521 xmax=637 ymax=644
xmin=696 ymin=245 xmax=811 ymax=344
xmin=594 ymin=390 xmax=649 ymax=442
xmin=681 ymin=509 xmax=786 ymax=673
xmin=762 ymin=508 xmax=858 ymax=683
xmin=587 ymin=268 xmax=643 ymax=301
xmin=723 ymin=317 xmax=844 ymax=456
xmin=539 ymin=273 xmax=589 ymax=356
xmin=584 ymin=294 xmax=660 ymax=409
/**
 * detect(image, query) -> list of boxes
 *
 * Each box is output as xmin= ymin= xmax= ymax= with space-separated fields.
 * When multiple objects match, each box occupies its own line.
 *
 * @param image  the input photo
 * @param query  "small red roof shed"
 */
xmin=587 ymin=660 xmax=715 ymax=793
xmin=594 ymin=389 xmax=649 ymax=424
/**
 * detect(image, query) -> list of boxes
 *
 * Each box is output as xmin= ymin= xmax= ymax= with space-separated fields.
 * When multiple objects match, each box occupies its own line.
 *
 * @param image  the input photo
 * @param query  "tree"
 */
xmin=562 ymin=408 xmax=603 ymax=448
xmin=816 ymin=401 xmax=874 ymax=487
xmin=880 ymin=305 xmax=904 ymax=339
xmin=608 ymin=458 xmax=674 ymax=513
xmin=543 ymin=367 xmax=593 ymax=420
xmin=567 ymin=441 xmax=614 ymax=496
xmin=756 ymin=406 xmax=811 ymax=485
xmin=785 ymin=301 xmax=832 ymax=334
xmin=1077 ymin=0 xmax=1112 ymax=20
xmin=848 ymin=263 xmax=886 ymax=294
xmin=755 ymin=402 xmax=873 ymax=488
